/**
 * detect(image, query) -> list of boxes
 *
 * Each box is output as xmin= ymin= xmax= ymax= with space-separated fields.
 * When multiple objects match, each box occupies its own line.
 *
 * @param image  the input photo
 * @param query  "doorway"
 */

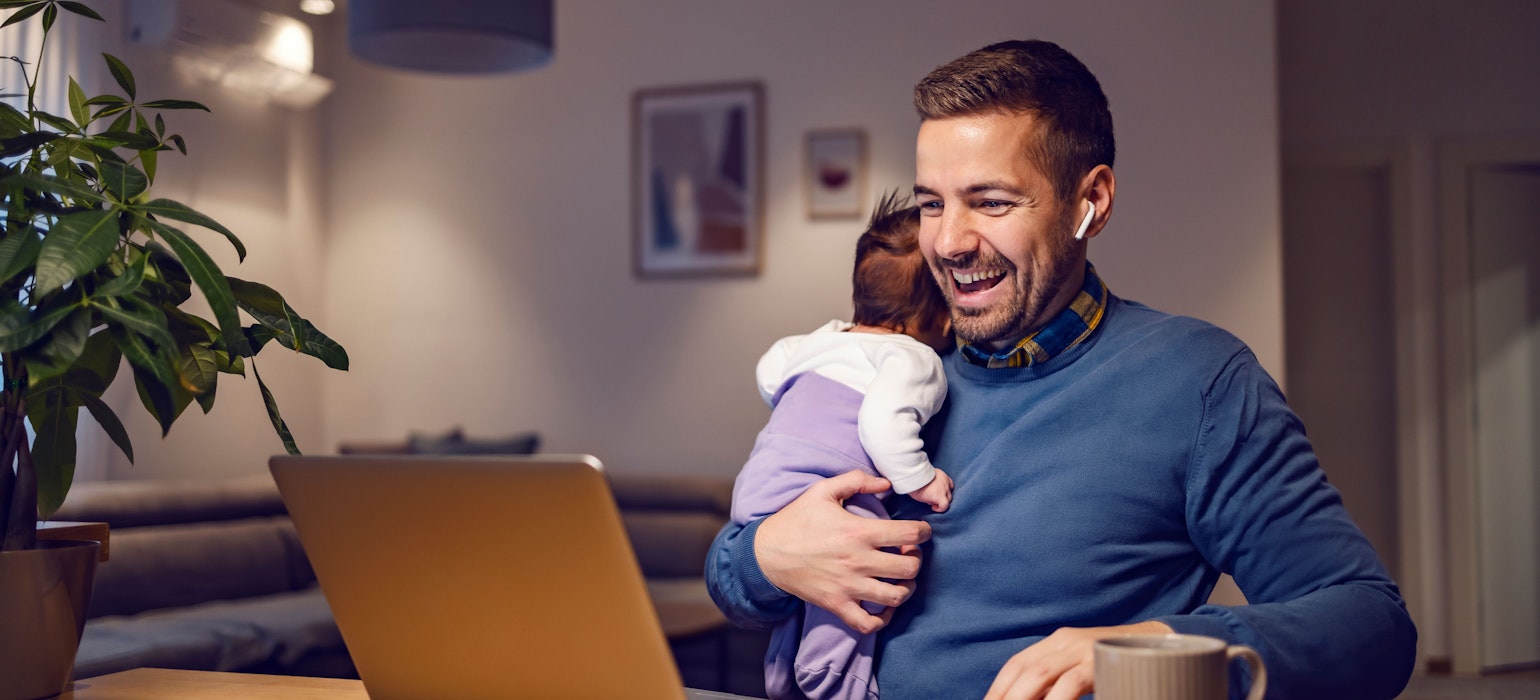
xmin=1441 ymin=140 xmax=1540 ymax=674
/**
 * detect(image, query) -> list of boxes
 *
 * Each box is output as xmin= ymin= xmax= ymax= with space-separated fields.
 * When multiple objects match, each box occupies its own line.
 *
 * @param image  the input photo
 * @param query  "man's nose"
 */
xmin=929 ymin=207 xmax=976 ymax=261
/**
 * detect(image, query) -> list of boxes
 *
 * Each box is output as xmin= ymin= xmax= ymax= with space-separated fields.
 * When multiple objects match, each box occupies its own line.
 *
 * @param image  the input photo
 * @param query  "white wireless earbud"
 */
xmin=1073 ymin=201 xmax=1095 ymax=241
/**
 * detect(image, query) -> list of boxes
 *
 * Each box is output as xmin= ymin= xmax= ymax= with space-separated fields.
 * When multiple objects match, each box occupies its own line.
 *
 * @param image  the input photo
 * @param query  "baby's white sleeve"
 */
xmin=857 ymin=346 xmax=947 ymax=494
xmin=755 ymin=337 xmax=799 ymax=407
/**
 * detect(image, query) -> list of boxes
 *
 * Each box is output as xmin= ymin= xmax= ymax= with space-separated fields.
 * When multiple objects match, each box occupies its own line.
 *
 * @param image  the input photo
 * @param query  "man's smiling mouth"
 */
xmin=952 ymin=268 xmax=1006 ymax=295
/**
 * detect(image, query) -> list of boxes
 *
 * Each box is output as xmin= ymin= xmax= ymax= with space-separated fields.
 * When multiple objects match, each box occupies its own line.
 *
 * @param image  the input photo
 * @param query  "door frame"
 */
xmin=1438 ymin=137 xmax=1540 ymax=674
xmin=1285 ymin=144 xmax=1438 ymax=670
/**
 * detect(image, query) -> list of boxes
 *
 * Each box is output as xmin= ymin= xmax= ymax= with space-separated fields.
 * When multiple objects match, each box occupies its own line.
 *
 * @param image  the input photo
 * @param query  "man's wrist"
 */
xmin=738 ymin=517 xmax=792 ymax=603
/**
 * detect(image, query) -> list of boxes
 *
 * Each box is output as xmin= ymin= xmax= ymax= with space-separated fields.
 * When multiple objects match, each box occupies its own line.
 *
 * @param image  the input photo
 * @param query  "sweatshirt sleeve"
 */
xmin=705 ymin=518 xmax=801 ymax=630
xmin=1153 ymin=349 xmax=1417 ymax=700
xmin=857 ymin=343 xmax=948 ymax=494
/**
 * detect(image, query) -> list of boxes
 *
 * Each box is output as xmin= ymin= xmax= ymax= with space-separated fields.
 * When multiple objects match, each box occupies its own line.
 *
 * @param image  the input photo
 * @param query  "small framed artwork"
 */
xmin=805 ymin=128 xmax=867 ymax=219
xmin=632 ymin=81 xmax=764 ymax=278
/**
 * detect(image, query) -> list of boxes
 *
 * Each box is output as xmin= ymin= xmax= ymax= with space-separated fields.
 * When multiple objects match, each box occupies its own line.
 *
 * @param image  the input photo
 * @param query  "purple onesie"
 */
xmin=731 ymin=370 xmax=890 ymax=700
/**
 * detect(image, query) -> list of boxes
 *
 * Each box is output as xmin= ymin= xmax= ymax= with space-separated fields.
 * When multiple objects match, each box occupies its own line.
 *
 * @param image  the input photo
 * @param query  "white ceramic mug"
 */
xmin=1094 ymin=633 xmax=1267 ymax=700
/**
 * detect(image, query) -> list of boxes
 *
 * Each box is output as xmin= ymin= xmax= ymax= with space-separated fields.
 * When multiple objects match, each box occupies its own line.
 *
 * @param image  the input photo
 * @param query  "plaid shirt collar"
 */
xmin=959 ymin=262 xmax=1109 ymax=369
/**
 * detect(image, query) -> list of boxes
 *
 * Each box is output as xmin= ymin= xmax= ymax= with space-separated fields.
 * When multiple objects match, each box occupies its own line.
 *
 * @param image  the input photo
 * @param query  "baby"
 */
xmin=730 ymin=191 xmax=952 ymax=700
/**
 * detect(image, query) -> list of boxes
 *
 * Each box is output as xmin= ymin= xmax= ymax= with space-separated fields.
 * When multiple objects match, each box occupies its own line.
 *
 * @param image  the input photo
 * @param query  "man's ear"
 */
xmin=1077 ymin=165 xmax=1116 ymax=241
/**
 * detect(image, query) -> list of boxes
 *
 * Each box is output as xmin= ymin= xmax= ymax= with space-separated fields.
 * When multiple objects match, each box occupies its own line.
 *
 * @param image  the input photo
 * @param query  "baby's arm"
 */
xmin=907 ymin=468 xmax=953 ymax=513
xmin=857 ymin=343 xmax=949 ymax=506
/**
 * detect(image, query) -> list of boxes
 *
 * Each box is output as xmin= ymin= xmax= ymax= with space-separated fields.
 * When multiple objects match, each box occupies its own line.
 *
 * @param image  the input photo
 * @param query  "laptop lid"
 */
xmin=269 ymin=454 xmax=688 ymax=700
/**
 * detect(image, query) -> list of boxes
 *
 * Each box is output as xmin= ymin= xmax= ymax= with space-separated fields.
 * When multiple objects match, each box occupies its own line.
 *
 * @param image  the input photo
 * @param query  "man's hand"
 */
xmin=983 ymin=621 xmax=1175 ymax=700
xmin=753 ymin=470 xmax=931 ymax=634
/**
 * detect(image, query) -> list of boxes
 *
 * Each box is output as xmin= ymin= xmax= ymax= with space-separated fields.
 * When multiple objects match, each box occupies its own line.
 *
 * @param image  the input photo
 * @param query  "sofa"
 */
xmin=52 ymin=462 xmax=770 ymax=695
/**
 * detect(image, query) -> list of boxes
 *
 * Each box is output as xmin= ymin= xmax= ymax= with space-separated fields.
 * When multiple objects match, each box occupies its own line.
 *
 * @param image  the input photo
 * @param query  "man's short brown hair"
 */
xmin=852 ymin=191 xmax=949 ymax=336
xmin=914 ymin=39 xmax=1115 ymax=203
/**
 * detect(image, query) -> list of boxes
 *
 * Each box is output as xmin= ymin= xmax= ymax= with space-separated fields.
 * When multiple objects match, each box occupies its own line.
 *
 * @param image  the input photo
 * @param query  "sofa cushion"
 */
xmin=88 ymin=516 xmax=313 ymax=618
xmin=75 ymin=587 xmax=341 ymax=680
xmin=53 ymin=475 xmax=286 ymax=528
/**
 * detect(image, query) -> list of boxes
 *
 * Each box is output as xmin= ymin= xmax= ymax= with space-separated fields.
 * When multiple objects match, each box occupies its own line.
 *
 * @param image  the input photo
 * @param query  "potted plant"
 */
xmin=0 ymin=2 xmax=346 ymax=697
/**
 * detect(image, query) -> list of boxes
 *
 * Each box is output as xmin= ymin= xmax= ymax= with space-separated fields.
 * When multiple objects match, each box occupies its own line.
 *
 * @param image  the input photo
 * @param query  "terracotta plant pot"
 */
xmin=0 ymin=540 xmax=99 ymax=700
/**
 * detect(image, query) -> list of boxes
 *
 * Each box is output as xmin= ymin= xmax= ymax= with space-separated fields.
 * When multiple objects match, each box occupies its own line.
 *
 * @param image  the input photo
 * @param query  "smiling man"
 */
xmin=706 ymin=40 xmax=1417 ymax=700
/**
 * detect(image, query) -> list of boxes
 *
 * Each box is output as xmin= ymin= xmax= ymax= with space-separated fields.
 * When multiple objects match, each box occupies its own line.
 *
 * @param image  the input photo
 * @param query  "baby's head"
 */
xmin=852 ymin=191 xmax=953 ymax=354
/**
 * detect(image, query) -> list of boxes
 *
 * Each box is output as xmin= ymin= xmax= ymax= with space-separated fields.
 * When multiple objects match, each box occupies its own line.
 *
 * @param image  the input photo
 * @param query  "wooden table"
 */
xmin=62 ymin=669 xmax=368 ymax=699
xmin=64 ymin=668 xmax=755 ymax=699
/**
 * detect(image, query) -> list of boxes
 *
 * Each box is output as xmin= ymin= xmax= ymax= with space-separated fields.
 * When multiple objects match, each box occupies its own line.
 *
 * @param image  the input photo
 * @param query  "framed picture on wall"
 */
xmin=805 ymin=128 xmax=867 ymax=219
xmin=632 ymin=81 xmax=764 ymax=278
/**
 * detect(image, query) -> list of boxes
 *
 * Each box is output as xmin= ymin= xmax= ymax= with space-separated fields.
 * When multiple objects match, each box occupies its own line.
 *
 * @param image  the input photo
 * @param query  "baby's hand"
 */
xmin=909 ymin=468 xmax=954 ymax=513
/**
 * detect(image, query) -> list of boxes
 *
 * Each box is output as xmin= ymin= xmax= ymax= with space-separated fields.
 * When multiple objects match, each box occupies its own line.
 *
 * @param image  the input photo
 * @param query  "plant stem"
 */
xmin=0 ymin=355 xmax=33 ymax=550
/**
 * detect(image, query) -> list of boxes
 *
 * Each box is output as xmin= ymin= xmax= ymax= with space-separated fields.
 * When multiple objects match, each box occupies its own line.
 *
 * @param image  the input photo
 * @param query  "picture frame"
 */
xmin=632 ymin=81 xmax=764 ymax=278
xmin=805 ymin=128 xmax=867 ymax=220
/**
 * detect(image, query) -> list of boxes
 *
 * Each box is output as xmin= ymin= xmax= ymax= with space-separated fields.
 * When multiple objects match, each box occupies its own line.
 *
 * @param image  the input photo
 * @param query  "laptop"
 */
xmin=269 ymin=454 xmax=747 ymax=700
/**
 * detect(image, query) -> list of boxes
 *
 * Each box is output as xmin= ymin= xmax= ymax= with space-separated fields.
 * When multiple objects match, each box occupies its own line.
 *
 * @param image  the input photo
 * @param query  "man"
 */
xmin=707 ymin=40 xmax=1416 ymax=700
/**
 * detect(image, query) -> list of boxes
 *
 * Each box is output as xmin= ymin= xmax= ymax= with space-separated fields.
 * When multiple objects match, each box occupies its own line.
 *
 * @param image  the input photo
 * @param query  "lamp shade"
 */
xmin=348 ymin=0 xmax=553 ymax=74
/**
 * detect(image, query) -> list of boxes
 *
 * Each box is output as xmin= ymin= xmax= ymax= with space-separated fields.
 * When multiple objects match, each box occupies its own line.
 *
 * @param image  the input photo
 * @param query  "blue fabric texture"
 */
xmin=706 ymin=293 xmax=1416 ymax=700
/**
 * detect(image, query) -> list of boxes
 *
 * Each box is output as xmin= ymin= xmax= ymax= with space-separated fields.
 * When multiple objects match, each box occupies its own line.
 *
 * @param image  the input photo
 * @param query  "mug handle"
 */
xmin=1226 ymin=645 xmax=1268 ymax=700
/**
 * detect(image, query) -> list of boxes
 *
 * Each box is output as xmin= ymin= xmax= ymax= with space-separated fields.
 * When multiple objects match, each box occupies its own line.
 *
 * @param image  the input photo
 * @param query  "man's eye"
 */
xmin=918 ymin=200 xmax=943 ymax=215
xmin=981 ymin=200 xmax=1008 ymax=209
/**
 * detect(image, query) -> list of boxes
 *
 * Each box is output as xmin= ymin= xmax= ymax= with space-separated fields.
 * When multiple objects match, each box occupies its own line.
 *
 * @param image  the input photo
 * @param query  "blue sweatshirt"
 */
xmin=706 ymin=295 xmax=1416 ymax=700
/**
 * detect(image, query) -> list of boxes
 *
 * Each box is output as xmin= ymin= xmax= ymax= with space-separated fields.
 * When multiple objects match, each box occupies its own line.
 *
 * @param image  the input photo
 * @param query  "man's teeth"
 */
xmin=952 ymin=269 xmax=1005 ymax=284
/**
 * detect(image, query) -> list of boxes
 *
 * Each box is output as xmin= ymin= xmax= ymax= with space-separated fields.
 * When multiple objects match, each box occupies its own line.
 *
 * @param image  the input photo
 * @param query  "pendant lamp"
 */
xmin=348 ymin=0 xmax=553 ymax=74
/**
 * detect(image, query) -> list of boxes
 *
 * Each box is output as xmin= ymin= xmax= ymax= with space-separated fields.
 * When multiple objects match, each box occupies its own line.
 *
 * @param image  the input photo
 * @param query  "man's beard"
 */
xmin=936 ymin=207 xmax=1080 ymax=351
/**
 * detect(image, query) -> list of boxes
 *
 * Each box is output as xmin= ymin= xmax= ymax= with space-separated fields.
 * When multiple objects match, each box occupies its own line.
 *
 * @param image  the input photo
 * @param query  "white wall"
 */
xmin=319 ymin=0 xmax=1282 ymax=478
xmin=61 ymin=3 xmax=331 ymax=483
xmin=56 ymin=1 xmax=1280 ymax=485
xmin=1278 ymin=0 xmax=1540 ymax=668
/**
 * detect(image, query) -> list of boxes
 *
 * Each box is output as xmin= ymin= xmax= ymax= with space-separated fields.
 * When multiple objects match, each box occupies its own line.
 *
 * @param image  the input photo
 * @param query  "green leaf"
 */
xmin=154 ymin=113 xmax=164 ymax=136
xmin=106 ymin=108 xmax=131 ymax=134
xmin=32 ymin=110 xmax=75 ymax=133
xmin=67 ymin=77 xmax=88 ymax=126
xmin=2 ymin=170 xmax=105 ymax=206
xmin=0 ymin=101 xmax=32 ymax=134
xmin=255 ymin=365 xmax=299 ymax=455
xmin=57 ymin=1 xmax=104 ymax=21
xmin=103 ymin=53 xmax=135 ymax=100
xmin=129 ymin=362 xmax=179 ymax=436
xmin=147 ymin=220 xmax=250 ymax=356
xmin=65 ymin=327 xmax=121 ymax=395
xmin=0 ymin=131 xmax=59 ymax=157
xmin=140 ymin=147 xmax=156 ymax=183
xmin=142 ymin=241 xmax=192 ymax=305
xmin=35 ymin=209 xmax=119 ymax=296
xmin=84 ymin=94 xmax=126 ymax=107
xmin=94 ymin=297 xmax=176 ymax=352
xmin=168 ymin=134 xmax=186 ymax=155
xmin=23 ymin=306 xmax=91 ymax=381
xmin=0 ymin=300 xmax=76 ymax=352
xmin=27 ymin=393 xmax=78 ymax=519
xmin=98 ymin=160 xmax=148 ymax=200
xmin=138 ymin=198 xmax=245 ymax=260
xmin=178 ymin=341 xmax=218 ymax=396
xmin=92 ymin=249 xmax=146 ymax=297
xmin=0 ymin=2 xmax=44 ymax=8
xmin=22 ymin=306 xmax=91 ymax=383
xmin=0 ymin=229 xmax=41 ymax=283
xmin=95 ymin=129 xmax=157 ymax=151
xmin=227 ymin=277 xmax=287 ymax=317
xmin=141 ymin=99 xmax=209 ymax=112
xmin=77 ymin=390 xmax=132 ymax=463
xmin=214 ymin=348 xmax=244 ymax=376
xmin=40 ymin=1 xmax=54 ymax=30
xmin=0 ymin=2 xmax=45 ymax=29
xmin=227 ymin=278 xmax=349 ymax=370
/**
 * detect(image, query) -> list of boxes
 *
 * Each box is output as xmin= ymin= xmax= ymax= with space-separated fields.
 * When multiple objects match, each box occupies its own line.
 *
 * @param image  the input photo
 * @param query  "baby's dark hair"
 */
xmin=852 ymin=190 xmax=950 ymax=336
